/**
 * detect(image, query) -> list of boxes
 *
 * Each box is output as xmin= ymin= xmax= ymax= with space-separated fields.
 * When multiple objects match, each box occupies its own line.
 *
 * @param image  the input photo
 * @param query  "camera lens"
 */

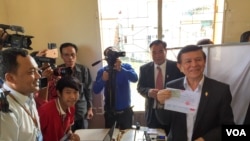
xmin=53 ymin=67 xmax=72 ymax=76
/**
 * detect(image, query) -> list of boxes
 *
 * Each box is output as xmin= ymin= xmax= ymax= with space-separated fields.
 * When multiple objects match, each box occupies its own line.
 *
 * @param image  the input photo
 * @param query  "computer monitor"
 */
xmin=103 ymin=121 xmax=117 ymax=141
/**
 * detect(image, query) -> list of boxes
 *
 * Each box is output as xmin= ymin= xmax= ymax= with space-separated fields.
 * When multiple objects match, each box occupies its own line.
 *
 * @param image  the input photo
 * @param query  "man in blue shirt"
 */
xmin=93 ymin=46 xmax=138 ymax=130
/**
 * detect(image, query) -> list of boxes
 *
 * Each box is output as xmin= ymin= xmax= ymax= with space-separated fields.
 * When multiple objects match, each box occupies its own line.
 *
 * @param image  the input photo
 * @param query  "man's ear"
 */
xmin=5 ymin=73 xmax=15 ymax=83
xmin=177 ymin=63 xmax=183 ymax=72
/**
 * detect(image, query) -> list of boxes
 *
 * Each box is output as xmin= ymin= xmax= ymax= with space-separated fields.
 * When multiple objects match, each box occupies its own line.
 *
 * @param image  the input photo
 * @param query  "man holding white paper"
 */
xmin=156 ymin=45 xmax=234 ymax=141
xmin=163 ymin=88 xmax=200 ymax=114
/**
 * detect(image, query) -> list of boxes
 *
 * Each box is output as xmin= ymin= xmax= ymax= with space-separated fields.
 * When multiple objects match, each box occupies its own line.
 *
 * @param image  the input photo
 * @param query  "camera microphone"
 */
xmin=92 ymin=59 xmax=103 ymax=67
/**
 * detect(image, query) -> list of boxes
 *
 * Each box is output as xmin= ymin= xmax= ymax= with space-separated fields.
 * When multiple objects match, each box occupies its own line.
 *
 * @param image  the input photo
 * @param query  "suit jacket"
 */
xmin=156 ymin=77 xmax=235 ymax=141
xmin=244 ymin=103 xmax=250 ymax=124
xmin=137 ymin=60 xmax=184 ymax=126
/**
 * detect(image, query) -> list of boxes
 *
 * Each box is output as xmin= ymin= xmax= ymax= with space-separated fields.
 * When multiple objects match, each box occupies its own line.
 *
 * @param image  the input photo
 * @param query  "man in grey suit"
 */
xmin=137 ymin=40 xmax=184 ymax=133
xmin=156 ymin=45 xmax=235 ymax=141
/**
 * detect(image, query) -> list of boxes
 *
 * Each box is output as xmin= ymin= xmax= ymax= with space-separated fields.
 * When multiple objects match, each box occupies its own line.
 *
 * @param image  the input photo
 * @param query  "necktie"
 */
xmin=154 ymin=66 xmax=164 ymax=109
xmin=156 ymin=66 xmax=163 ymax=90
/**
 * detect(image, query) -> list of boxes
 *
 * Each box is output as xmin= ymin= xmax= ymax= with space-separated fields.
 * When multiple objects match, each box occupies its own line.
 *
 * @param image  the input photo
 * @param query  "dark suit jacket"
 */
xmin=244 ymin=103 xmax=250 ymax=124
xmin=156 ymin=77 xmax=235 ymax=141
xmin=137 ymin=60 xmax=184 ymax=126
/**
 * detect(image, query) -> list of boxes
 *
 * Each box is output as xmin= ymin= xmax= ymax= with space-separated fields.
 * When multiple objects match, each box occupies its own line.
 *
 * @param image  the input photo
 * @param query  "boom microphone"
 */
xmin=92 ymin=59 xmax=103 ymax=67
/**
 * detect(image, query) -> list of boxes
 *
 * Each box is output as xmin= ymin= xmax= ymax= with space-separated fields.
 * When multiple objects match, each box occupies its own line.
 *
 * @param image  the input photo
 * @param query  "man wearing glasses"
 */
xmin=58 ymin=42 xmax=93 ymax=131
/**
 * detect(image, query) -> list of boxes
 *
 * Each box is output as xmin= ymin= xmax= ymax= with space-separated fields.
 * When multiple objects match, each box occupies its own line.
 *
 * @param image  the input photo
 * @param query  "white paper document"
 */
xmin=164 ymin=88 xmax=200 ymax=114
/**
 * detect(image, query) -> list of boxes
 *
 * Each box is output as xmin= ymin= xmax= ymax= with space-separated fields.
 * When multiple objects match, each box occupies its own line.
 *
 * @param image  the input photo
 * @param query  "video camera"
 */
xmin=31 ymin=43 xmax=58 ymax=69
xmin=32 ymin=43 xmax=72 ymax=77
xmin=0 ymin=24 xmax=33 ymax=50
xmin=31 ymin=43 xmax=72 ymax=88
xmin=104 ymin=47 xmax=125 ymax=67
xmin=0 ymin=89 xmax=11 ymax=113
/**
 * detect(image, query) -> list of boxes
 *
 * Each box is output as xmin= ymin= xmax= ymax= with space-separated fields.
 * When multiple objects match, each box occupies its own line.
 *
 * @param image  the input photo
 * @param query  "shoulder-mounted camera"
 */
xmin=0 ymin=24 xmax=33 ymax=50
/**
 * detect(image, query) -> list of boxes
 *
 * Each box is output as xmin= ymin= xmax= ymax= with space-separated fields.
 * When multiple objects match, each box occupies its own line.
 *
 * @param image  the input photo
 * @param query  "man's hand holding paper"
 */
xmin=157 ymin=88 xmax=200 ymax=114
xmin=157 ymin=89 xmax=172 ymax=104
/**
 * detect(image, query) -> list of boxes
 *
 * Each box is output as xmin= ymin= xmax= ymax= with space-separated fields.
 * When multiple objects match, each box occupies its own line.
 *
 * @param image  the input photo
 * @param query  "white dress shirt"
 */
xmin=183 ymin=76 xmax=204 ymax=141
xmin=0 ymin=83 xmax=41 ymax=141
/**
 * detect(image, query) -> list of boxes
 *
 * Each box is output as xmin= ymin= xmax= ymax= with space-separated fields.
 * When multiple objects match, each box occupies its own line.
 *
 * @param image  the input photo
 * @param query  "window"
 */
xmin=98 ymin=0 xmax=224 ymax=111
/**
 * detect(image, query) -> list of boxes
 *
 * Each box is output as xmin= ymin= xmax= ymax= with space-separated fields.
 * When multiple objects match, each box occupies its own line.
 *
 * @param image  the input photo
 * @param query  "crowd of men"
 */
xmin=1 ymin=34 xmax=250 ymax=140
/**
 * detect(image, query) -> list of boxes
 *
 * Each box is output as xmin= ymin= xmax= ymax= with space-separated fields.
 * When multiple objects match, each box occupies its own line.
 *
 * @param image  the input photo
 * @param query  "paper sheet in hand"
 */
xmin=164 ymin=88 xmax=200 ymax=113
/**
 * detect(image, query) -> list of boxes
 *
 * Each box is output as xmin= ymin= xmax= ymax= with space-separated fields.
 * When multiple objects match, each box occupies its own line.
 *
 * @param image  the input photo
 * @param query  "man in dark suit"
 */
xmin=137 ymin=40 xmax=184 ymax=133
xmin=156 ymin=45 xmax=235 ymax=141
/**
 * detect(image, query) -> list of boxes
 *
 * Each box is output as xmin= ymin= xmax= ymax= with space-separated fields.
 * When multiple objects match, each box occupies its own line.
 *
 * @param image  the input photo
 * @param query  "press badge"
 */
xmin=36 ymin=130 xmax=43 ymax=141
xmin=60 ymin=133 xmax=70 ymax=141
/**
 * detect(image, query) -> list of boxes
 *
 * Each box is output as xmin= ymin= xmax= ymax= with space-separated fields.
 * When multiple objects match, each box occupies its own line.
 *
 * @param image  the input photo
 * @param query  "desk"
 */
xmin=75 ymin=128 xmax=120 ymax=141
xmin=119 ymin=128 xmax=166 ymax=141
xmin=75 ymin=128 xmax=166 ymax=141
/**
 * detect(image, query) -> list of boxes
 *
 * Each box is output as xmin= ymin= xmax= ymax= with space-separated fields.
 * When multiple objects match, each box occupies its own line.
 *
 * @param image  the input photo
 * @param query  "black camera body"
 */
xmin=0 ymin=24 xmax=33 ymax=50
xmin=105 ymin=47 xmax=126 ymax=67
xmin=53 ymin=67 xmax=73 ymax=77
xmin=0 ymin=89 xmax=11 ymax=113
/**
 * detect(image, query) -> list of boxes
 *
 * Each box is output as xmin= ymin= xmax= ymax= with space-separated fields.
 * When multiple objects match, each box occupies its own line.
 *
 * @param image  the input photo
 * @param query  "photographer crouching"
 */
xmin=93 ymin=46 xmax=138 ymax=130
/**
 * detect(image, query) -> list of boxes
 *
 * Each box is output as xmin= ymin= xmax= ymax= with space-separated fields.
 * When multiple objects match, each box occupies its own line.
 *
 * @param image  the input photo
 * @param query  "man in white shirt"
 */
xmin=156 ymin=45 xmax=234 ymax=141
xmin=0 ymin=47 xmax=42 ymax=141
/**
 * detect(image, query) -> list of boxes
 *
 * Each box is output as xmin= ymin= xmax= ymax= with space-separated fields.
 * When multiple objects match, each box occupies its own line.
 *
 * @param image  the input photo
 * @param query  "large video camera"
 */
xmin=104 ymin=47 xmax=126 ymax=67
xmin=32 ymin=43 xmax=73 ymax=77
xmin=0 ymin=24 xmax=33 ymax=50
xmin=31 ymin=43 xmax=58 ymax=69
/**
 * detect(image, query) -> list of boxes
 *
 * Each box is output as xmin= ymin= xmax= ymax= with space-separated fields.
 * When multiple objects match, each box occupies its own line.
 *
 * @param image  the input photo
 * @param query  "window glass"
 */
xmin=99 ymin=0 xmax=223 ymax=111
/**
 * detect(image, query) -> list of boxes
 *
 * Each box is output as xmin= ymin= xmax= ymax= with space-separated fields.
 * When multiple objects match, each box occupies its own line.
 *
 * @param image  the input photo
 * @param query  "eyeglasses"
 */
xmin=62 ymin=53 xmax=76 ymax=58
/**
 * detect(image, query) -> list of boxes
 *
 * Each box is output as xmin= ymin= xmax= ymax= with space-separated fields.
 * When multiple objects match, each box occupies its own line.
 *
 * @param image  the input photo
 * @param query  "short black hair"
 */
xmin=240 ymin=31 xmax=250 ymax=42
xmin=149 ymin=40 xmax=167 ymax=49
xmin=0 ymin=47 xmax=29 ymax=80
xmin=59 ymin=42 xmax=78 ymax=54
xmin=177 ymin=45 xmax=206 ymax=63
xmin=197 ymin=39 xmax=213 ymax=45
xmin=56 ymin=76 xmax=82 ymax=93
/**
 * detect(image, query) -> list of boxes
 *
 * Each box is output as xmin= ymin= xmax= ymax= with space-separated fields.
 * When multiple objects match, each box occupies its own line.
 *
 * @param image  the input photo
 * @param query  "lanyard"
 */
xmin=8 ymin=94 xmax=38 ymax=128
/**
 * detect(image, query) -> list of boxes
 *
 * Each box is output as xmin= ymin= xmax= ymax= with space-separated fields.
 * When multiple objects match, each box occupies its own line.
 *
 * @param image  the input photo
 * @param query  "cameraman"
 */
xmin=93 ymin=46 xmax=138 ymax=130
xmin=58 ymin=42 xmax=93 ymax=131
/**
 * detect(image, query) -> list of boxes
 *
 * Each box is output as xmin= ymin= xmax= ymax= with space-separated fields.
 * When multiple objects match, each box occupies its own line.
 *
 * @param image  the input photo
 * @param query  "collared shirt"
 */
xmin=183 ymin=76 xmax=204 ymax=141
xmin=58 ymin=63 xmax=92 ymax=120
xmin=154 ymin=60 xmax=167 ymax=87
xmin=0 ymin=83 xmax=41 ymax=141
xmin=55 ymin=98 xmax=70 ymax=122
xmin=38 ymin=98 xmax=74 ymax=141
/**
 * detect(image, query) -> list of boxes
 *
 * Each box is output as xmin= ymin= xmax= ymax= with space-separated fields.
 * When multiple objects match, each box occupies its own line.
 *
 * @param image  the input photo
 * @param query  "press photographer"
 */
xmin=57 ymin=42 xmax=93 ymax=131
xmin=93 ymin=46 xmax=138 ymax=130
xmin=30 ymin=46 xmax=73 ymax=108
xmin=104 ymin=46 xmax=125 ymax=67
xmin=0 ymin=24 xmax=33 ymax=50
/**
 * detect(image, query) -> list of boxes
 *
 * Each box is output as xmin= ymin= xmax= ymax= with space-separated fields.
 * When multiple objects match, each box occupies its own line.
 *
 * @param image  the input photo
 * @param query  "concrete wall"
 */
xmin=222 ymin=0 xmax=250 ymax=43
